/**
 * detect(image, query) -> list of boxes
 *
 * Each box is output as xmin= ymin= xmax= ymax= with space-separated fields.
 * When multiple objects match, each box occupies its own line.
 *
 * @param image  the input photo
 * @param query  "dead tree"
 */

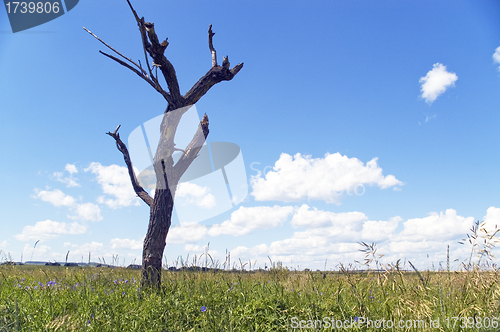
xmin=84 ymin=1 xmax=243 ymax=286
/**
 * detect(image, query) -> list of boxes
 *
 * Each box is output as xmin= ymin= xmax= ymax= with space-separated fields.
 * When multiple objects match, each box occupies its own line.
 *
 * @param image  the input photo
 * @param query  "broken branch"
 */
xmin=83 ymin=27 xmax=148 ymax=77
xmin=208 ymin=24 xmax=217 ymax=67
xmin=106 ymin=127 xmax=154 ymax=207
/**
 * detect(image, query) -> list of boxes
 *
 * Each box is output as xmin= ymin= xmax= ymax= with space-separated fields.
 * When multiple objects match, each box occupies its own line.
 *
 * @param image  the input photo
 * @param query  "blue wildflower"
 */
xmin=201 ymin=306 xmax=207 ymax=312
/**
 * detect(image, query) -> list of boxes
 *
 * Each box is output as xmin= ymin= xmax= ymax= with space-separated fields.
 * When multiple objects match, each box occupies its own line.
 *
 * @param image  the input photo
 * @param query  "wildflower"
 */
xmin=201 ymin=306 xmax=207 ymax=312
xmin=122 ymin=291 xmax=126 ymax=296
xmin=354 ymin=317 xmax=359 ymax=322
xmin=229 ymin=286 xmax=233 ymax=291
xmin=320 ymin=292 xmax=323 ymax=296
xmin=34 ymin=286 xmax=38 ymax=290
xmin=114 ymin=280 xmax=118 ymax=284
xmin=369 ymin=296 xmax=374 ymax=301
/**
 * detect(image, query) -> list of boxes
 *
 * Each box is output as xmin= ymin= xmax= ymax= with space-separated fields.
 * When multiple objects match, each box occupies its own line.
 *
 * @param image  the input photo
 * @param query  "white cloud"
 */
xmin=389 ymin=240 xmax=446 ymax=254
xmin=223 ymin=207 xmax=488 ymax=270
xmin=53 ymin=172 xmax=79 ymax=187
xmin=22 ymin=243 xmax=51 ymax=261
xmin=419 ymin=63 xmax=458 ymax=103
xmin=168 ymin=225 xmax=208 ymax=244
xmin=110 ymin=238 xmax=143 ymax=250
xmin=398 ymin=209 xmax=472 ymax=241
xmin=0 ymin=240 xmax=8 ymax=249
xmin=52 ymin=164 xmax=79 ymax=187
xmin=184 ymin=244 xmax=207 ymax=252
xmin=479 ymin=206 xmax=500 ymax=236
xmin=251 ymin=153 xmax=403 ymax=204
xmin=176 ymin=182 xmax=216 ymax=209
xmin=34 ymin=188 xmax=102 ymax=222
xmin=493 ymin=46 xmax=500 ymax=71
xmin=361 ymin=217 xmax=401 ymax=242
xmin=85 ymin=162 xmax=140 ymax=209
xmin=69 ymin=203 xmax=102 ymax=222
xmin=209 ymin=205 xmax=295 ymax=236
xmin=66 ymin=242 xmax=106 ymax=260
xmin=291 ymin=204 xmax=367 ymax=228
xmin=34 ymin=188 xmax=76 ymax=207
xmin=65 ymin=164 xmax=78 ymax=174
xmin=15 ymin=220 xmax=87 ymax=242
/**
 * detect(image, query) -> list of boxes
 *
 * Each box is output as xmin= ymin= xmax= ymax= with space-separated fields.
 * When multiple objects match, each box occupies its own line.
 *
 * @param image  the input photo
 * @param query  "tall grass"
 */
xmin=1 ymin=263 xmax=500 ymax=331
xmin=1 ymin=222 xmax=500 ymax=331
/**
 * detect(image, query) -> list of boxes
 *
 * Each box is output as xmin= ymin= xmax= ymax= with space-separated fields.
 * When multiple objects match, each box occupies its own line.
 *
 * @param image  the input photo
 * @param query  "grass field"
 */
xmin=1 ymin=222 xmax=499 ymax=331
xmin=1 ymin=260 xmax=500 ymax=331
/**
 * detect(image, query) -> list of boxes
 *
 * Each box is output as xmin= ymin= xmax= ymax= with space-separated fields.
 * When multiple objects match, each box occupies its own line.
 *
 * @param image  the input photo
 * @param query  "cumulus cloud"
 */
xmin=398 ymin=209 xmax=472 ymax=241
xmin=493 ymin=46 xmax=500 ymax=71
xmin=209 ymin=205 xmax=295 ymax=236
xmin=85 ymin=162 xmax=140 ymax=209
xmin=65 ymin=164 xmax=78 ymax=174
xmin=361 ymin=217 xmax=401 ymax=242
xmin=69 ymin=203 xmax=102 ymax=222
xmin=176 ymin=182 xmax=216 ymax=209
xmin=15 ymin=220 xmax=87 ymax=241
xmin=65 ymin=242 xmax=106 ymax=261
xmin=251 ymin=153 xmax=403 ymax=204
xmin=479 ymin=206 xmax=500 ymax=236
xmin=222 ymin=207 xmax=491 ymax=270
xmin=34 ymin=188 xmax=102 ymax=222
xmin=291 ymin=204 xmax=367 ymax=228
xmin=168 ymin=225 xmax=208 ymax=244
xmin=22 ymin=243 xmax=51 ymax=261
xmin=110 ymin=238 xmax=142 ymax=250
xmin=34 ymin=188 xmax=76 ymax=207
xmin=389 ymin=240 xmax=446 ymax=254
xmin=419 ymin=63 xmax=458 ymax=103
xmin=52 ymin=164 xmax=79 ymax=187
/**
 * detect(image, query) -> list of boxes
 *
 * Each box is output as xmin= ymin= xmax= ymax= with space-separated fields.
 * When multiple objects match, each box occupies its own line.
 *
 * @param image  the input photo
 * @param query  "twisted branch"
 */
xmin=106 ymin=126 xmax=154 ymax=207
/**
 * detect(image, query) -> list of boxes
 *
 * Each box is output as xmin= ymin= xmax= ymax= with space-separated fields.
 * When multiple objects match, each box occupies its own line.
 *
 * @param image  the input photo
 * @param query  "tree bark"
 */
xmin=87 ymin=1 xmax=242 ymax=287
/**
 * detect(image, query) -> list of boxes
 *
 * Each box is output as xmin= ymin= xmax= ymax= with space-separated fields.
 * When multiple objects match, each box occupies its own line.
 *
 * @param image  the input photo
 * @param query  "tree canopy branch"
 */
xmin=106 ymin=127 xmax=154 ymax=207
xmin=208 ymin=24 xmax=217 ymax=67
xmin=174 ymin=114 xmax=210 ymax=177
xmin=83 ymin=27 xmax=148 ymax=77
xmin=183 ymin=63 xmax=243 ymax=106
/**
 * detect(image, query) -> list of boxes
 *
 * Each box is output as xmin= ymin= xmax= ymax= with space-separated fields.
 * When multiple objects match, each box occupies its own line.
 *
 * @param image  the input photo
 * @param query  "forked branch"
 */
xmin=174 ymin=114 xmax=210 ymax=177
xmin=208 ymin=24 xmax=217 ymax=67
xmin=106 ymin=126 xmax=154 ymax=207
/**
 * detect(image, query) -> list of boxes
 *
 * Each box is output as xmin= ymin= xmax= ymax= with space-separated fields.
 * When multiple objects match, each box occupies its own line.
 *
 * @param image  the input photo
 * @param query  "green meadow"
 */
xmin=1 ymin=222 xmax=499 ymax=331
xmin=1 ymin=262 xmax=500 ymax=331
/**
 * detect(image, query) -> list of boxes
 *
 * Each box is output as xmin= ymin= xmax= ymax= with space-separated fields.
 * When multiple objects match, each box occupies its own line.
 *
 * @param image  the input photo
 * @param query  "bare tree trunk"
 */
xmin=86 ymin=1 xmax=242 ymax=287
xmin=142 ymin=188 xmax=175 ymax=286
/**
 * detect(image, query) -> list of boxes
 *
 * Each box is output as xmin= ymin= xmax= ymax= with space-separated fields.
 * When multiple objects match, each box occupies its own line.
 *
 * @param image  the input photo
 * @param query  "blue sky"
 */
xmin=1 ymin=0 xmax=500 ymax=270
